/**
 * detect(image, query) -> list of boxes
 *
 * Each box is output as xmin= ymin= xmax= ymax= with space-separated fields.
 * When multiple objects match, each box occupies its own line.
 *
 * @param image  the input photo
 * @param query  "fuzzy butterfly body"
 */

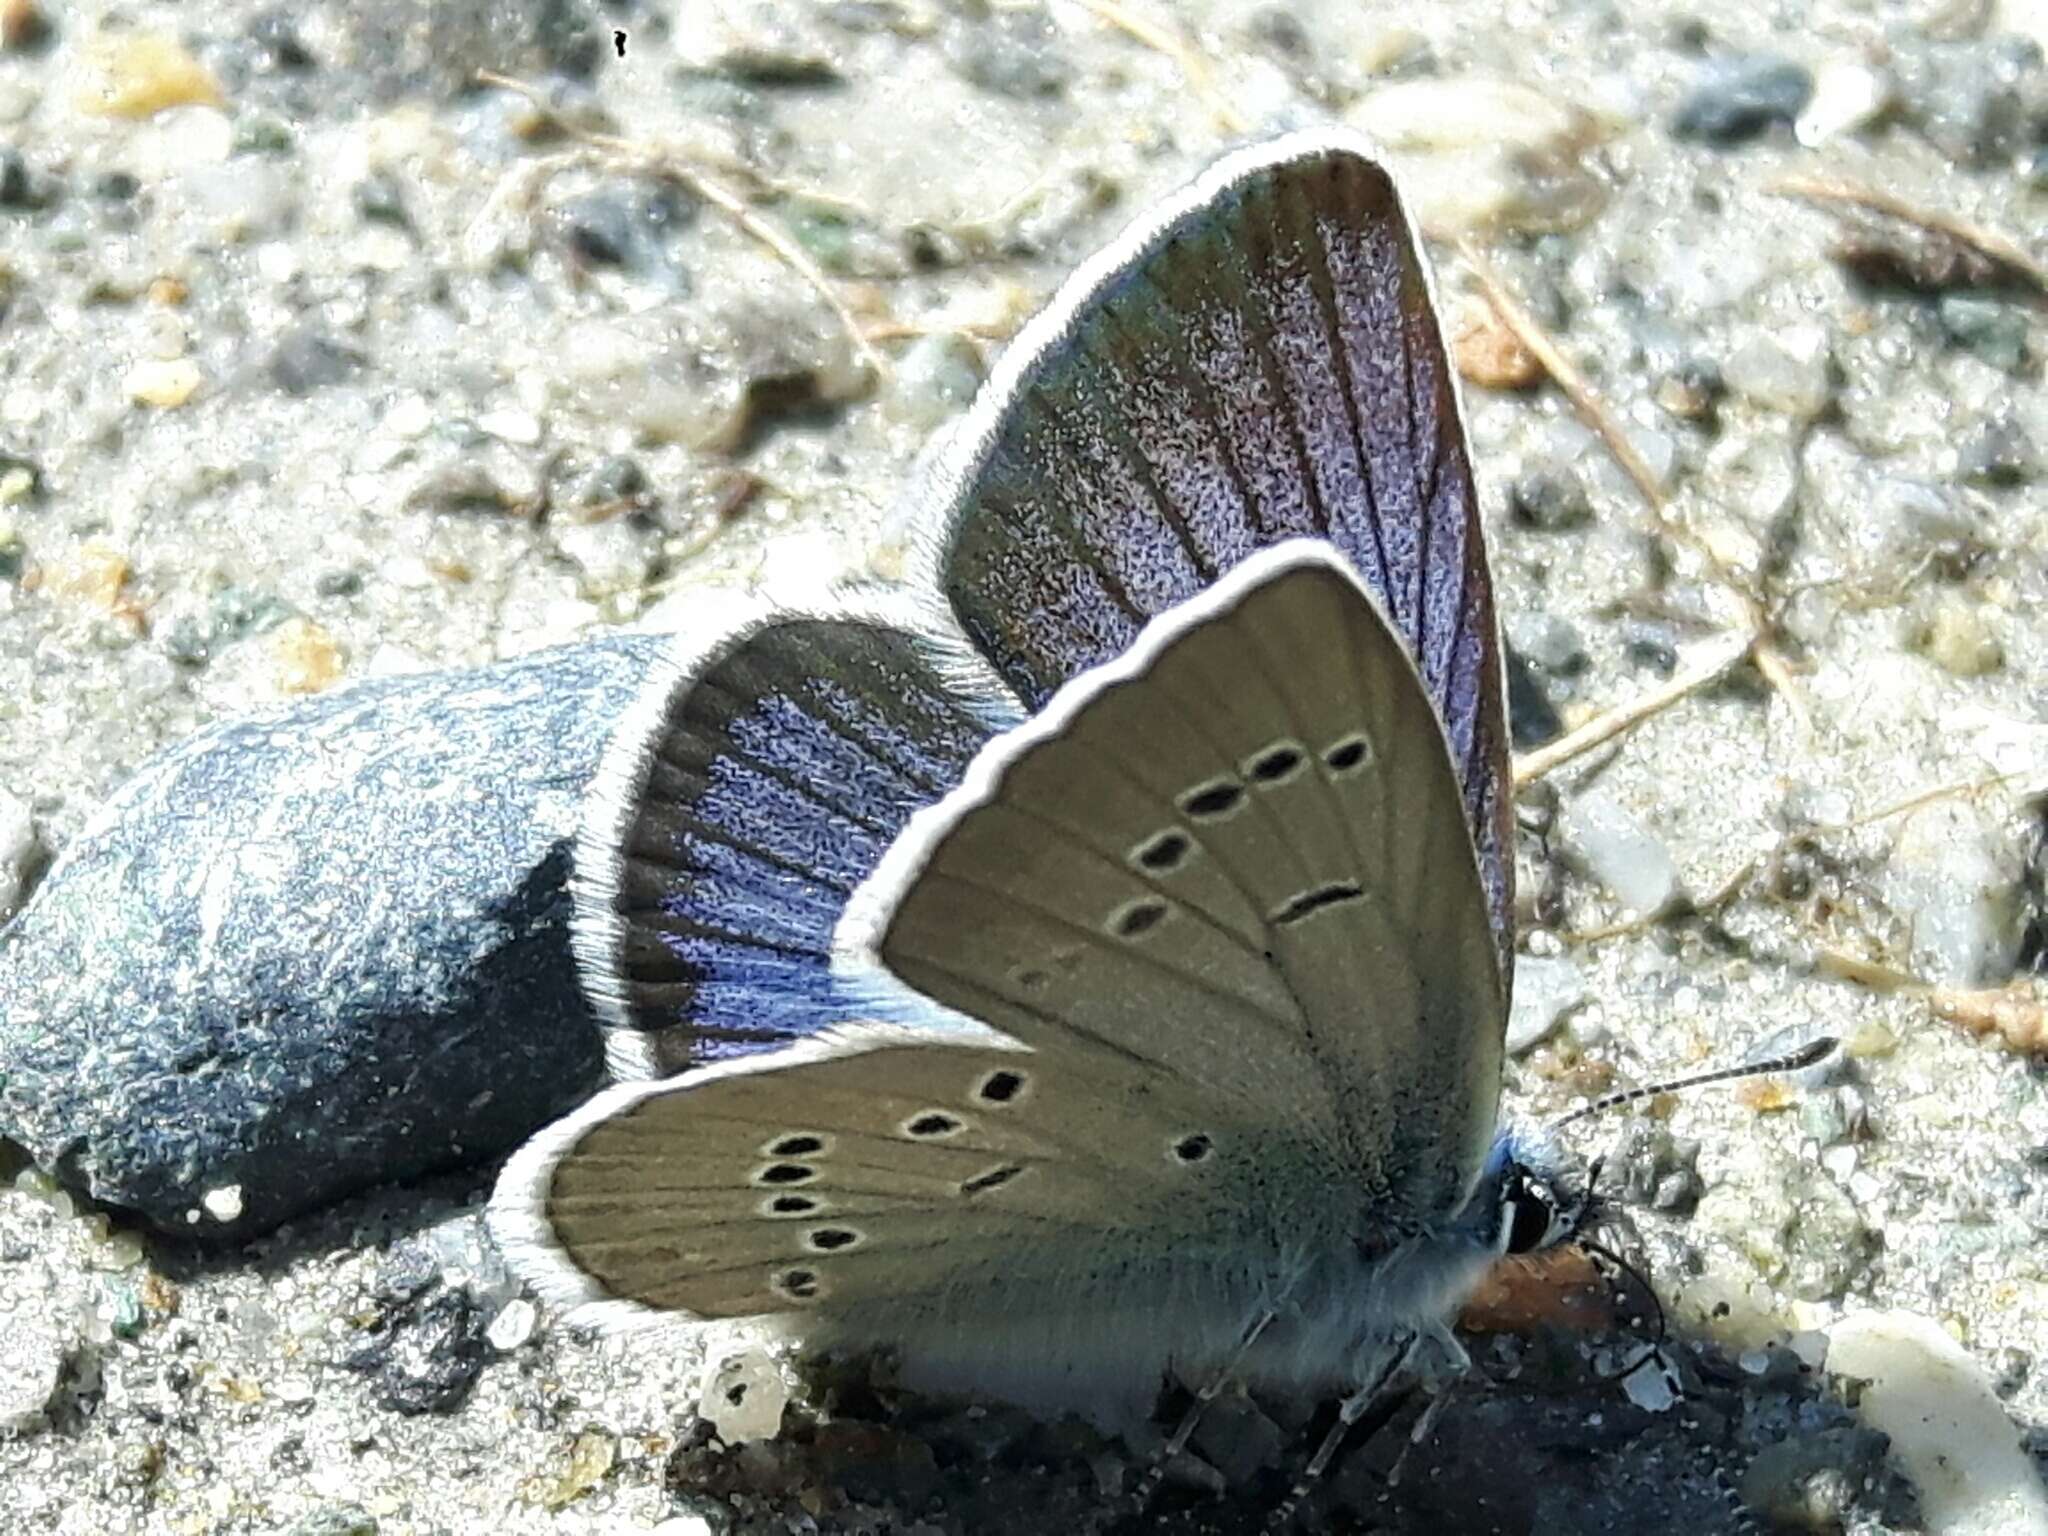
xmin=490 ymin=129 xmax=1569 ymax=1429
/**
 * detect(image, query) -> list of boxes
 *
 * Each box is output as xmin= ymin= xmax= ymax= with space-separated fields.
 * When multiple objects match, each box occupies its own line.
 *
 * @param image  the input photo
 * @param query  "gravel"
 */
xmin=2 ymin=0 xmax=2046 ymax=1532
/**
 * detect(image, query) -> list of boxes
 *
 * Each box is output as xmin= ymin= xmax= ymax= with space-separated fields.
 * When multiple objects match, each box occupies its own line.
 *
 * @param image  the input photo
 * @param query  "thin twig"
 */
xmin=1771 ymin=173 xmax=2048 ymax=296
xmin=475 ymin=70 xmax=886 ymax=376
xmin=1513 ymin=628 xmax=1756 ymax=788
xmin=1564 ymin=771 xmax=2017 ymax=949
xmin=1458 ymin=239 xmax=1811 ymax=727
xmin=1074 ymin=0 xmax=1247 ymax=133
xmin=1816 ymin=949 xmax=2047 ymax=1055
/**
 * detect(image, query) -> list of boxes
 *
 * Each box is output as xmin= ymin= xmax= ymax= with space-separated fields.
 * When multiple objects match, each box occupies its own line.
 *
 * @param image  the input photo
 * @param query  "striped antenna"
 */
xmin=1548 ymin=1036 xmax=1839 ymax=1132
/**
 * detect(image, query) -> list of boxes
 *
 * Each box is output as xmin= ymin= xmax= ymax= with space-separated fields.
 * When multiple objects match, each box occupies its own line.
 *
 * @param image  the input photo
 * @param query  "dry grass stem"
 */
xmin=1771 ymin=173 xmax=2048 ymax=296
xmin=1817 ymin=949 xmax=2048 ymax=1056
xmin=1458 ymin=239 xmax=1810 ymax=727
xmin=475 ymin=70 xmax=887 ymax=376
xmin=1074 ymin=0 xmax=1247 ymax=133
xmin=1513 ymin=628 xmax=1755 ymax=789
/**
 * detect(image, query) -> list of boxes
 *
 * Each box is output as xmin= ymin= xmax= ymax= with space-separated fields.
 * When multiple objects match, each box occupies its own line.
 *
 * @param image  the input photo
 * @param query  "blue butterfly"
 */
xmin=490 ymin=128 xmax=1585 ymax=1443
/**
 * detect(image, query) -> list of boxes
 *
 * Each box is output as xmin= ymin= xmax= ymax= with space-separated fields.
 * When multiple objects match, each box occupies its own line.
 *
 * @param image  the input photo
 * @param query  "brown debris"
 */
xmin=1451 ymin=298 xmax=1544 ymax=390
xmin=1772 ymin=173 xmax=2048 ymax=298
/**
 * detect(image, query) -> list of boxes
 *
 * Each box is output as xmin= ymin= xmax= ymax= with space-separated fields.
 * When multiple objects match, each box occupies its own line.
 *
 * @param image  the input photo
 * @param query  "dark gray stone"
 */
xmin=268 ymin=328 xmax=365 ymax=396
xmin=0 ymin=635 xmax=664 ymax=1239
xmin=1671 ymin=57 xmax=1813 ymax=145
xmin=343 ymin=1284 xmax=490 ymax=1415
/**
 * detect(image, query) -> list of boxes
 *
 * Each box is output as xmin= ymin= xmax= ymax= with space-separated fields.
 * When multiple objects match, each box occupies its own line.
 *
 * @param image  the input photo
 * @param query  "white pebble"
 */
xmin=1796 ymin=59 xmax=1889 ymax=147
xmin=486 ymin=1298 xmax=537 ymax=1352
xmin=200 ymin=1184 xmax=244 ymax=1223
xmin=700 ymin=1347 xmax=788 ymax=1444
xmin=1826 ymin=1311 xmax=2048 ymax=1536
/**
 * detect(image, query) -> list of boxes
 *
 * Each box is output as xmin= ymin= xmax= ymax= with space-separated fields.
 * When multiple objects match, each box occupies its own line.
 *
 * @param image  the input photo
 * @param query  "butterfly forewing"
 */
xmin=912 ymin=130 xmax=1512 ymax=981
xmin=576 ymin=602 xmax=1015 ymax=1065
xmin=849 ymin=546 xmax=1504 ymax=1218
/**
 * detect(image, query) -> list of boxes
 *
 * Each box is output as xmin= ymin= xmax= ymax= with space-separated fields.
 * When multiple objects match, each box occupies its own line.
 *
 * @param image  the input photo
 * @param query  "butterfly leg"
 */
xmin=1129 ymin=1307 xmax=1278 ymax=1513
xmin=1266 ymin=1327 xmax=1421 ymax=1530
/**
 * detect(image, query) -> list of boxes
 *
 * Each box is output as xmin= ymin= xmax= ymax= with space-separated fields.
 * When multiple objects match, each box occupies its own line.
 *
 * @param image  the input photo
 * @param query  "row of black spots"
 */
xmin=772 ymin=1267 xmax=822 ymax=1302
xmin=751 ymin=1129 xmax=833 ymax=1192
xmin=1271 ymin=880 xmax=1366 ymax=927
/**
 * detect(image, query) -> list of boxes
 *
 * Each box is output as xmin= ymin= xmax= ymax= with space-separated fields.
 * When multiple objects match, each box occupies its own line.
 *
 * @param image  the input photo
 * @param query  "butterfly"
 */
xmin=488 ymin=127 xmax=1588 ymax=1441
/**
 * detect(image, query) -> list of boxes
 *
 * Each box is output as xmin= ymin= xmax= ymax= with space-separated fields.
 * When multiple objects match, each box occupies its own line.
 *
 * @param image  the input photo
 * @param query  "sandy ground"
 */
xmin=2 ymin=1 xmax=2047 ymax=1532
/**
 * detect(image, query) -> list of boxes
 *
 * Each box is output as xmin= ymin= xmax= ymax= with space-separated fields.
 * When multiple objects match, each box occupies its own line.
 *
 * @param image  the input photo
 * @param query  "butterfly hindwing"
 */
xmin=907 ymin=130 xmax=1513 ymax=982
xmin=577 ymin=597 xmax=1018 ymax=1072
xmin=840 ymin=545 xmax=1504 ymax=1223
xmin=494 ymin=1027 xmax=1314 ymax=1323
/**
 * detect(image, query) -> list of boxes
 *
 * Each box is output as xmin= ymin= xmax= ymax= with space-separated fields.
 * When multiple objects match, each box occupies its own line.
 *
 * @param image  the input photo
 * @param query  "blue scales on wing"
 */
xmin=907 ymin=132 xmax=1514 ymax=984
xmin=576 ymin=606 xmax=1015 ymax=1066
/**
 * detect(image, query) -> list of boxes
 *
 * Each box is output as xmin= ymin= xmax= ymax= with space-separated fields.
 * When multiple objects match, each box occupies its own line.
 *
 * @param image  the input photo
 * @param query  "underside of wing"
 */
xmin=576 ymin=597 xmax=1019 ymax=1070
xmin=490 ymin=1027 xmax=1315 ymax=1325
xmin=841 ymin=545 xmax=1505 ymax=1222
xmin=909 ymin=129 xmax=1513 ymax=978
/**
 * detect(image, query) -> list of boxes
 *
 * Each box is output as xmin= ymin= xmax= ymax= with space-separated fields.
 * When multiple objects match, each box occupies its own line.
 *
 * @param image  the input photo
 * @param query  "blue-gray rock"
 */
xmin=0 ymin=635 xmax=664 ymax=1240
xmin=1671 ymin=57 xmax=1814 ymax=145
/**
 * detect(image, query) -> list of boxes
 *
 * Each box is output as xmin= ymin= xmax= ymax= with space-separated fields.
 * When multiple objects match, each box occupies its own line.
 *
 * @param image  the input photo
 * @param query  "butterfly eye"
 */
xmin=903 ymin=1111 xmax=965 ymax=1139
xmin=763 ymin=1133 xmax=828 ymax=1158
xmin=1171 ymin=1133 xmax=1214 ymax=1165
xmin=1501 ymin=1170 xmax=1561 ymax=1254
xmin=760 ymin=1193 xmax=823 ymax=1218
xmin=754 ymin=1162 xmax=818 ymax=1187
xmin=804 ymin=1227 xmax=862 ymax=1252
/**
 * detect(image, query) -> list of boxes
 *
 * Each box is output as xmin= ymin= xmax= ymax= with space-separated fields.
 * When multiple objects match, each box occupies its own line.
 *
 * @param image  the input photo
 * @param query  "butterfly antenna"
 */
xmin=1547 ymin=1036 xmax=1838 ymax=1132
xmin=1581 ymin=1235 xmax=1672 ymax=1386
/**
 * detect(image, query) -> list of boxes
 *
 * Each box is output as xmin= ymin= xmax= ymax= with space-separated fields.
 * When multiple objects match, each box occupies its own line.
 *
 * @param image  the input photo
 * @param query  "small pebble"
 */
xmin=269 ymin=330 xmax=363 ymax=396
xmin=886 ymin=333 xmax=985 ymax=429
xmin=1880 ymin=800 xmax=2023 ymax=985
xmin=1 ymin=0 xmax=52 ymax=53
xmin=1938 ymin=296 xmax=2030 ymax=374
xmin=484 ymin=1297 xmax=536 ymax=1352
xmin=125 ymin=358 xmax=203 ymax=409
xmin=1558 ymin=787 xmax=1683 ymax=917
xmin=201 ymin=1184 xmax=244 ymax=1223
xmin=1452 ymin=299 xmax=1542 ymax=390
xmin=1506 ymin=953 xmax=1587 ymax=1054
xmin=76 ymin=33 xmax=224 ymax=117
xmin=702 ymin=1347 xmax=789 ymax=1443
xmin=0 ymin=1301 xmax=71 ymax=1433
xmin=1916 ymin=594 xmax=2004 ymax=678
xmin=1826 ymin=1311 xmax=2048 ymax=1535
xmin=1671 ymin=56 xmax=1813 ymax=145
xmin=1348 ymin=75 xmax=1610 ymax=234
xmin=1796 ymin=58 xmax=1889 ymax=146
xmin=1722 ymin=330 xmax=1832 ymax=419
xmin=1508 ymin=467 xmax=1592 ymax=531
xmin=1959 ymin=417 xmax=2038 ymax=487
